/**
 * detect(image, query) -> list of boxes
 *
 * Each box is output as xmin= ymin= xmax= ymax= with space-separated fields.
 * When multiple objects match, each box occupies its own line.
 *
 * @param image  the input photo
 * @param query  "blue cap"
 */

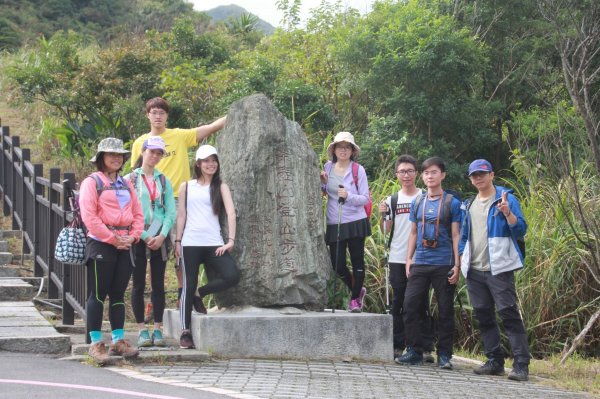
xmin=468 ymin=159 xmax=493 ymax=176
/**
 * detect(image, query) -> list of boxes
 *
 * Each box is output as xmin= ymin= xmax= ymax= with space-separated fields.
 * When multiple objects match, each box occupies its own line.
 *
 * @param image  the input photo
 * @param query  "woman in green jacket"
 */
xmin=126 ymin=136 xmax=176 ymax=347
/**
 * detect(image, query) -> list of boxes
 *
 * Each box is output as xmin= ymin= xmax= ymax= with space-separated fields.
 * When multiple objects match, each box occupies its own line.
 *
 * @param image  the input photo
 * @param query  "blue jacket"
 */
xmin=459 ymin=185 xmax=527 ymax=277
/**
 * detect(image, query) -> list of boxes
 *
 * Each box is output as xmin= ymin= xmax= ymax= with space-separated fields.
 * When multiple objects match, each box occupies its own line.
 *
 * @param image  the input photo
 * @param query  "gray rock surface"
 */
xmin=215 ymin=94 xmax=330 ymax=310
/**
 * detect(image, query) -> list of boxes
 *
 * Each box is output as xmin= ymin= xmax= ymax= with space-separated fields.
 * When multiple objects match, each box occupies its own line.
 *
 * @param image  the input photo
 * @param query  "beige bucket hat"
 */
xmin=326 ymin=131 xmax=360 ymax=158
xmin=90 ymin=137 xmax=131 ymax=163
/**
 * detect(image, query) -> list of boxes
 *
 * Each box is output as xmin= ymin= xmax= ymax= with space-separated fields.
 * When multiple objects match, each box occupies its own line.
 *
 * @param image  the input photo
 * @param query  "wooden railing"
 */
xmin=0 ymin=125 xmax=86 ymax=327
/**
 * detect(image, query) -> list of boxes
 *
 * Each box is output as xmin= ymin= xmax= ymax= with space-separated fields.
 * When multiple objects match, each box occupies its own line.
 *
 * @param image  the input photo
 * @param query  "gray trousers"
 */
xmin=466 ymin=269 xmax=531 ymax=365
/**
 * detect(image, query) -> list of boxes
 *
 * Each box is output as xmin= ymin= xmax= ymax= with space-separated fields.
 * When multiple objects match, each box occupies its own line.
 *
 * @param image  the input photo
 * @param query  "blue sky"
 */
xmin=189 ymin=0 xmax=374 ymax=27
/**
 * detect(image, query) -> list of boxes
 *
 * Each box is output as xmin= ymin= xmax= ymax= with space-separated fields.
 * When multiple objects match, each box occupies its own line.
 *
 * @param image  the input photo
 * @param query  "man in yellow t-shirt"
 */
xmin=131 ymin=97 xmax=226 ymax=308
xmin=131 ymin=97 xmax=226 ymax=197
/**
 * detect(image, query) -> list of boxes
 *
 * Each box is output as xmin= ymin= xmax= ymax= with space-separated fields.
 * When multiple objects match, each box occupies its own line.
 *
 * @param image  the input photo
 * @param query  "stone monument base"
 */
xmin=163 ymin=306 xmax=393 ymax=362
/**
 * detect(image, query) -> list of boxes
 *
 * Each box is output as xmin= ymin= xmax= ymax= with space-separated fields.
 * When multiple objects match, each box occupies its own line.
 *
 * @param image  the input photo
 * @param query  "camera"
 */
xmin=422 ymin=239 xmax=438 ymax=248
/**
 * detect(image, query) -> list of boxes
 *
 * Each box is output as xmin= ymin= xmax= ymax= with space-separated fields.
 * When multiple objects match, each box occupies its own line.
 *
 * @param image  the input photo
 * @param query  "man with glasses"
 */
xmin=459 ymin=159 xmax=530 ymax=381
xmin=395 ymin=157 xmax=461 ymax=370
xmin=131 ymin=97 xmax=226 ymax=308
xmin=378 ymin=155 xmax=434 ymax=362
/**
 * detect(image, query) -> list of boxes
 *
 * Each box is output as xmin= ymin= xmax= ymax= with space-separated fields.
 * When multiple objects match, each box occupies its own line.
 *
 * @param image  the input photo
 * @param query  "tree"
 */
xmin=539 ymin=0 xmax=600 ymax=175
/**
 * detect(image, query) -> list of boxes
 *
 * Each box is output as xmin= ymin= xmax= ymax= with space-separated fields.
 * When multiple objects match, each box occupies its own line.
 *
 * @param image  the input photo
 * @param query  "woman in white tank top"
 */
xmin=174 ymin=145 xmax=240 ymax=349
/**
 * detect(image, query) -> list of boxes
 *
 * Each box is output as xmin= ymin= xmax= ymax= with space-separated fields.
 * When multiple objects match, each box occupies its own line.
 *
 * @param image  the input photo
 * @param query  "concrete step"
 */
xmin=0 ymin=278 xmax=34 ymax=301
xmin=0 ymin=252 xmax=12 ymax=265
xmin=0 ymin=301 xmax=71 ymax=354
xmin=10 ymin=254 xmax=33 ymax=265
xmin=67 ymin=329 xmax=209 ymax=363
xmin=0 ymin=241 xmax=8 ymax=252
xmin=0 ymin=230 xmax=21 ymax=239
xmin=0 ymin=265 xmax=21 ymax=277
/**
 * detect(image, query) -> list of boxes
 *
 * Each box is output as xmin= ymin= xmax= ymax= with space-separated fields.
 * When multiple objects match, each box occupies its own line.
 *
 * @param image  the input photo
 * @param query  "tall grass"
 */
xmin=505 ymin=158 xmax=600 ymax=357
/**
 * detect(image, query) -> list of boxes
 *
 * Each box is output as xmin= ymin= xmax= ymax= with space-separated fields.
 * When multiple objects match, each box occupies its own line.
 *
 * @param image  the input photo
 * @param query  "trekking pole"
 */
xmin=382 ymin=205 xmax=390 ymax=314
xmin=332 ymin=184 xmax=345 ymax=314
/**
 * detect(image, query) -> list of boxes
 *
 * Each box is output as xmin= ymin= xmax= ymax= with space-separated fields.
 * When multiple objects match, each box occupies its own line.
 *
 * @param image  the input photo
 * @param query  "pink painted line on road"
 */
xmin=0 ymin=379 xmax=186 ymax=398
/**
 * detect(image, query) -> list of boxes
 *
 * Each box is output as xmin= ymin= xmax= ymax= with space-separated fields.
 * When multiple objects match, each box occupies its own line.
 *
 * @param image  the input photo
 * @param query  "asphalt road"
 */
xmin=0 ymin=352 xmax=230 ymax=399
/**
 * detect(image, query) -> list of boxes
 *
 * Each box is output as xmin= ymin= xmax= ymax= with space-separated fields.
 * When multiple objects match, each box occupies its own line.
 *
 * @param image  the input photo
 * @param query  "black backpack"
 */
xmin=412 ymin=191 xmax=458 ymax=235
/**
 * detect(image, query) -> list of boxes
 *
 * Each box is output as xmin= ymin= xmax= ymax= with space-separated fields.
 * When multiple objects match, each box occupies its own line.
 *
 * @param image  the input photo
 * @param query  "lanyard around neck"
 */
xmin=421 ymin=192 xmax=444 ymax=241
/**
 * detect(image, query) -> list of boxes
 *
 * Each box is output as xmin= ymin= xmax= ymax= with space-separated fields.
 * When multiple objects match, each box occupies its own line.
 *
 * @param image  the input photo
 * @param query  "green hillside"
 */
xmin=0 ymin=0 xmax=202 ymax=50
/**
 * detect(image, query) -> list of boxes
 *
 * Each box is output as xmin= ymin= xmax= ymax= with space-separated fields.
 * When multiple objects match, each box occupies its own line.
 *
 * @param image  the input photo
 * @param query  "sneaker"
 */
xmin=508 ymin=363 xmax=529 ymax=381
xmin=180 ymin=329 xmax=194 ymax=349
xmin=109 ymin=339 xmax=140 ymax=359
xmin=144 ymin=302 xmax=153 ymax=324
xmin=423 ymin=351 xmax=435 ymax=363
xmin=152 ymin=329 xmax=166 ymax=347
xmin=348 ymin=299 xmax=361 ymax=313
xmin=193 ymin=295 xmax=207 ymax=314
xmin=395 ymin=347 xmax=423 ymax=365
xmin=437 ymin=353 xmax=453 ymax=370
xmin=137 ymin=329 xmax=152 ymax=348
xmin=88 ymin=342 xmax=114 ymax=366
xmin=358 ymin=287 xmax=367 ymax=309
xmin=393 ymin=347 xmax=405 ymax=358
xmin=474 ymin=359 xmax=505 ymax=376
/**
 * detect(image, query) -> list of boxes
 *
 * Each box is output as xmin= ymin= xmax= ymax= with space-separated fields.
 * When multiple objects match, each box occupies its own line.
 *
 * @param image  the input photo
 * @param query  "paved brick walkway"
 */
xmin=129 ymin=359 xmax=590 ymax=399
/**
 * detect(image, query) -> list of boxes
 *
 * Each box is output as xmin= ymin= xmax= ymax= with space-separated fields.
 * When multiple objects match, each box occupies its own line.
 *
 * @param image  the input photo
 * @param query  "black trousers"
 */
xmin=131 ymin=241 xmax=166 ymax=324
xmin=329 ymin=237 xmax=366 ymax=299
xmin=403 ymin=265 xmax=455 ymax=356
xmin=467 ymin=269 xmax=531 ymax=365
xmin=390 ymin=262 xmax=434 ymax=352
xmin=86 ymin=250 xmax=133 ymax=333
xmin=180 ymin=246 xmax=240 ymax=330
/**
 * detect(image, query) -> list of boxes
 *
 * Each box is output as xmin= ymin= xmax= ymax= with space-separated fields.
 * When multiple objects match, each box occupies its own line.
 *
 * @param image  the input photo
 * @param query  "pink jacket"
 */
xmin=79 ymin=172 xmax=144 ymax=246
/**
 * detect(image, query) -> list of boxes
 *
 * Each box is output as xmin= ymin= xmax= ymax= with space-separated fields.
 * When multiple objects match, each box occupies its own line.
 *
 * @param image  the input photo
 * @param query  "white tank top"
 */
xmin=181 ymin=180 xmax=224 ymax=247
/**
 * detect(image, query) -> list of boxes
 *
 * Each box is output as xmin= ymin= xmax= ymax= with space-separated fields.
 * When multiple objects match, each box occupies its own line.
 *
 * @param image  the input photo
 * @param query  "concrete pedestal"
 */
xmin=163 ymin=307 xmax=393 ymax=362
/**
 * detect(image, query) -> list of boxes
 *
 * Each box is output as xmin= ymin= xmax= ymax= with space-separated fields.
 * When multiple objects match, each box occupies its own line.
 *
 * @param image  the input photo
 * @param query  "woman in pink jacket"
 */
xmin=79 ymin=138 xmax=144 ymax=365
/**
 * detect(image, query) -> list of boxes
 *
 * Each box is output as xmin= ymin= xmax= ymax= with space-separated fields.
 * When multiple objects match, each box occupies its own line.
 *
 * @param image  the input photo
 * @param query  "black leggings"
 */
xmin=86 ymin=250 xmax=133 ymax=333
xmin=328 ymin=237 xmax=366 ymax=299
xmin=180 ymin=246 xmax=240 ymax=329
xmin=131 ymin=241 xmax=166 ymax=324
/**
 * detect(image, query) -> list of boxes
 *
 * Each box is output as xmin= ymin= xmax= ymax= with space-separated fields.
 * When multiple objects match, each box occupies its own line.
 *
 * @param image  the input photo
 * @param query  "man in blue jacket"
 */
xmin=459 ymin=159 xmax=530 ymax=381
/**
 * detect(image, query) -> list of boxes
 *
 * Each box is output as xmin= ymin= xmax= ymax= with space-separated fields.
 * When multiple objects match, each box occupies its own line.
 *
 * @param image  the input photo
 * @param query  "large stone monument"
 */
xmin=215 ymin=94 xmax=330 ymax=310
xmin=162 ymin=94 xmax=393 ymax=362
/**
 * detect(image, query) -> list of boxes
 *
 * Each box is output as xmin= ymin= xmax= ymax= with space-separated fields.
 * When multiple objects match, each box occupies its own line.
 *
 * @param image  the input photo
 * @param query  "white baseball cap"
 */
xmin=196 ymin=145 xmax=218 ymax=160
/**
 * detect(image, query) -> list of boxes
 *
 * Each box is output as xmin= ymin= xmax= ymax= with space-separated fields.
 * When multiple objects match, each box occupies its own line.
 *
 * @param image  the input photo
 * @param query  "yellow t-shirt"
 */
xmin=131 ymin=128 xmax=197 ymax=197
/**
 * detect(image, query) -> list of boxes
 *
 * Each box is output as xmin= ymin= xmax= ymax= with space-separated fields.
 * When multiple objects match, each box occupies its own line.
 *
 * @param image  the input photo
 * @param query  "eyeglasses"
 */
xmin=396 ymin=169 xmax=416 ymax=176
xmin=149 ymin=111 xmax=166 ymax=116
xmin=335 ymin=145 xmax=353 ymax=151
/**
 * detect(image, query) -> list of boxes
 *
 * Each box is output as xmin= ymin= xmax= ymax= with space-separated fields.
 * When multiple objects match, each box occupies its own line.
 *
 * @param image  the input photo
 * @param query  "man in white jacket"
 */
xmin=459 ymin=159 xmax=530 ymax=381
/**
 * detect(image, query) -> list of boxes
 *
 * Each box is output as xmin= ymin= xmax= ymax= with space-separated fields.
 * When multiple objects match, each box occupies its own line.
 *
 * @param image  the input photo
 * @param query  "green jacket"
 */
xmin=125 ymin=168 xmax=176 ymax=241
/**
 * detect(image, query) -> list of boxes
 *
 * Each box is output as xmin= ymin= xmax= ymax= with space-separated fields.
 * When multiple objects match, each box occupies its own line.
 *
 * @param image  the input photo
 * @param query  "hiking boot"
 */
xmin=137 ymin=329 xmax=152 ymax=348
xmin=437 ymin=353 xmax=453 ymax=370
xmin=358 ymin=287 xmax=367 ymax=310
xmin=144 ymin=303 xmax=153 ymax=324
xmin=88 ymin=342 xmax=114 ymax=366
xmin=152 ymin=329 xmax=166 ymax=347
xmin=348 ymin=298 xmax=361 ymax=313
xmin=193 ymin=295 xmax=207 ymax=314
xmin=474 ymin=359 xmax=505 ymax=376
xmin=508 ymin=363 xmax=529 ymax=381
xmin=423 ymin=351 xmax=435 ymax=363
xmin=394 ymin=347 xmax=423 ymax=365
xmin=109 ymin=339 xmax=139 ymax=359
xmin=180 ymin=329 xmax=194 ymax=349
